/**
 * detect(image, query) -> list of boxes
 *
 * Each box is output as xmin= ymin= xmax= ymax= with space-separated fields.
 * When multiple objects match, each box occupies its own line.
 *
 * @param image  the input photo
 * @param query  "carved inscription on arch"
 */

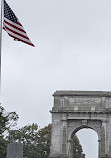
xmin=69 ymin=97 xmax=101 ymax=105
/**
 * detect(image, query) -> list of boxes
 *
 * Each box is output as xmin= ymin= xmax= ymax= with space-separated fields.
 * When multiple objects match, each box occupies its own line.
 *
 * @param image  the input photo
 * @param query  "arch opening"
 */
xmin=72 ymin=128 xmax=98 ymax=158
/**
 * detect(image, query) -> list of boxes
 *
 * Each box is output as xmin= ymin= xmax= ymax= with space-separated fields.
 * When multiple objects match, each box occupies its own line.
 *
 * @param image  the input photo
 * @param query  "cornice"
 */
xmin=53 ymin=90 xmax=111 ymax=97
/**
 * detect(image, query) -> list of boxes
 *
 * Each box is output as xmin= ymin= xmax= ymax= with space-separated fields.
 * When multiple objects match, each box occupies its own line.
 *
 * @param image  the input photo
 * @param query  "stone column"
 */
xmin=7 ymin=142 xmax=23 ymax=158
xmin=99 ymin=121 xmax=110 ymax=158
xmin=49 ymin=113 xmax=61 ymax=158
xmin=98 ymin=139 xmax=101 ymax=158
xmin=60 ymin=117 xmax=68 ymax=158
xmin=60 ymin=126 xmax=67 ymax=158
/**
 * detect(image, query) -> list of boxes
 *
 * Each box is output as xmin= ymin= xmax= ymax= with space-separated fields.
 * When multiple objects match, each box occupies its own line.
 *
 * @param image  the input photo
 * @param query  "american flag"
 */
xmin=3 ymin=0 xmax=35 ymax=47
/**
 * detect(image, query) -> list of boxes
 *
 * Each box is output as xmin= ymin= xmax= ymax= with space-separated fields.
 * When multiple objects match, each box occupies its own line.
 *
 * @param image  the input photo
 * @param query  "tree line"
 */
xmin=0 ymin=106 xmax=85 ymax=158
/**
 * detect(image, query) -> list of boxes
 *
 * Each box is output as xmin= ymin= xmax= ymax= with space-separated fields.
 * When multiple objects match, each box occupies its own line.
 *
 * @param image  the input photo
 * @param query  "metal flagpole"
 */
xmin=0 ymin=0 xmax=3 ymax=102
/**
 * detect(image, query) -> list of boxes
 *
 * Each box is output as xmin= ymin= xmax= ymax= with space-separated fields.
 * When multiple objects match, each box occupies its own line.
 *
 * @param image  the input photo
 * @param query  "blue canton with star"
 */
xmin=4 ymin=0 xmax=18 ymax=23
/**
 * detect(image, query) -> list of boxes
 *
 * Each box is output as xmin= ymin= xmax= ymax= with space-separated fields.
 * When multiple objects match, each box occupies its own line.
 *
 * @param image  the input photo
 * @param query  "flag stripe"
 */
xmin=4 ymin=26 xmax=30 ymax=41
xmin=4 ymin=28 xmax=34 ymax=46
xmin=7 ymin=34 xmax=34 ymax=46
xmin=4 ymin=23 xmax=30 ymax=38
xmin=4 ymin=20 xmax=26 ymax=33
xmin=4 ymin=17 xmax=25 ymax=32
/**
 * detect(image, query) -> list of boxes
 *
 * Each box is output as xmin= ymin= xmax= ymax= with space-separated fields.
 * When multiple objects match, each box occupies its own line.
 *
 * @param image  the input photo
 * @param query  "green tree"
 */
xmin=73 ymin=135 xmax=85 ymax=158
xmin=8 ymin=123 xmax=85 ymax=158
xmin=0 ymin=106 xmax=18 ymax=158
xmin=8 ymin=124 xmax=51 ymax=158
xmin=0 ymin=106 xmax=18 ymax=135
xmin=0 ymin=106 xmax=85 ymax=158
xmin=0 ymin=136 xmax=8 ymax=158
xmin=37 ymin=124 xmax=51 ymax=158
xmin=8 ymin=123 xmax=40 ymax=158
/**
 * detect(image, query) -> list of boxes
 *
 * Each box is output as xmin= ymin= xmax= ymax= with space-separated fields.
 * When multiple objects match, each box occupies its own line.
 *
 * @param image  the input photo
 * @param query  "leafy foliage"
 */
xmin=0 ymin=106 xmax=85 ymax=158
xmin=0 ymin=106 xmax=18 ymax=136
xmin=9 ymin=124 xmax=85 ymax=158
xmin=0 ymin=106 xmax=19 ymax=158
xmin=0 ymin=136 xmax=8 ymax=158
xmin=73 ymin=135 xmax=85 ymax=158
xmin=8 ymin=124 xmax=51 ymax=158
xmin=36 ymin=124 xmax=51 ymax=158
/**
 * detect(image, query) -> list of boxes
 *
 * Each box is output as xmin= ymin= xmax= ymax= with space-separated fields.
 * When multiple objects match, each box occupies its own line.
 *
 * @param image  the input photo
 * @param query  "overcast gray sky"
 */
xmin=2 ymin=0 xmax=111 ymax=157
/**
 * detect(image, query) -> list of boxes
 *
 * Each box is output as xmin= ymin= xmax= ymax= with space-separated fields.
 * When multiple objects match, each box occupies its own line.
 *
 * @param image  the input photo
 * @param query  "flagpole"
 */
xmin=0 ymin=0 xmax=3 ymax=102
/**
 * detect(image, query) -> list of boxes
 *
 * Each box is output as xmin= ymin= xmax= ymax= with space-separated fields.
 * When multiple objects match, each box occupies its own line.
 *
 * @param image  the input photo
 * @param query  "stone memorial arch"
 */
xmin=50 ymin=91 xmax=111 ymax=158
